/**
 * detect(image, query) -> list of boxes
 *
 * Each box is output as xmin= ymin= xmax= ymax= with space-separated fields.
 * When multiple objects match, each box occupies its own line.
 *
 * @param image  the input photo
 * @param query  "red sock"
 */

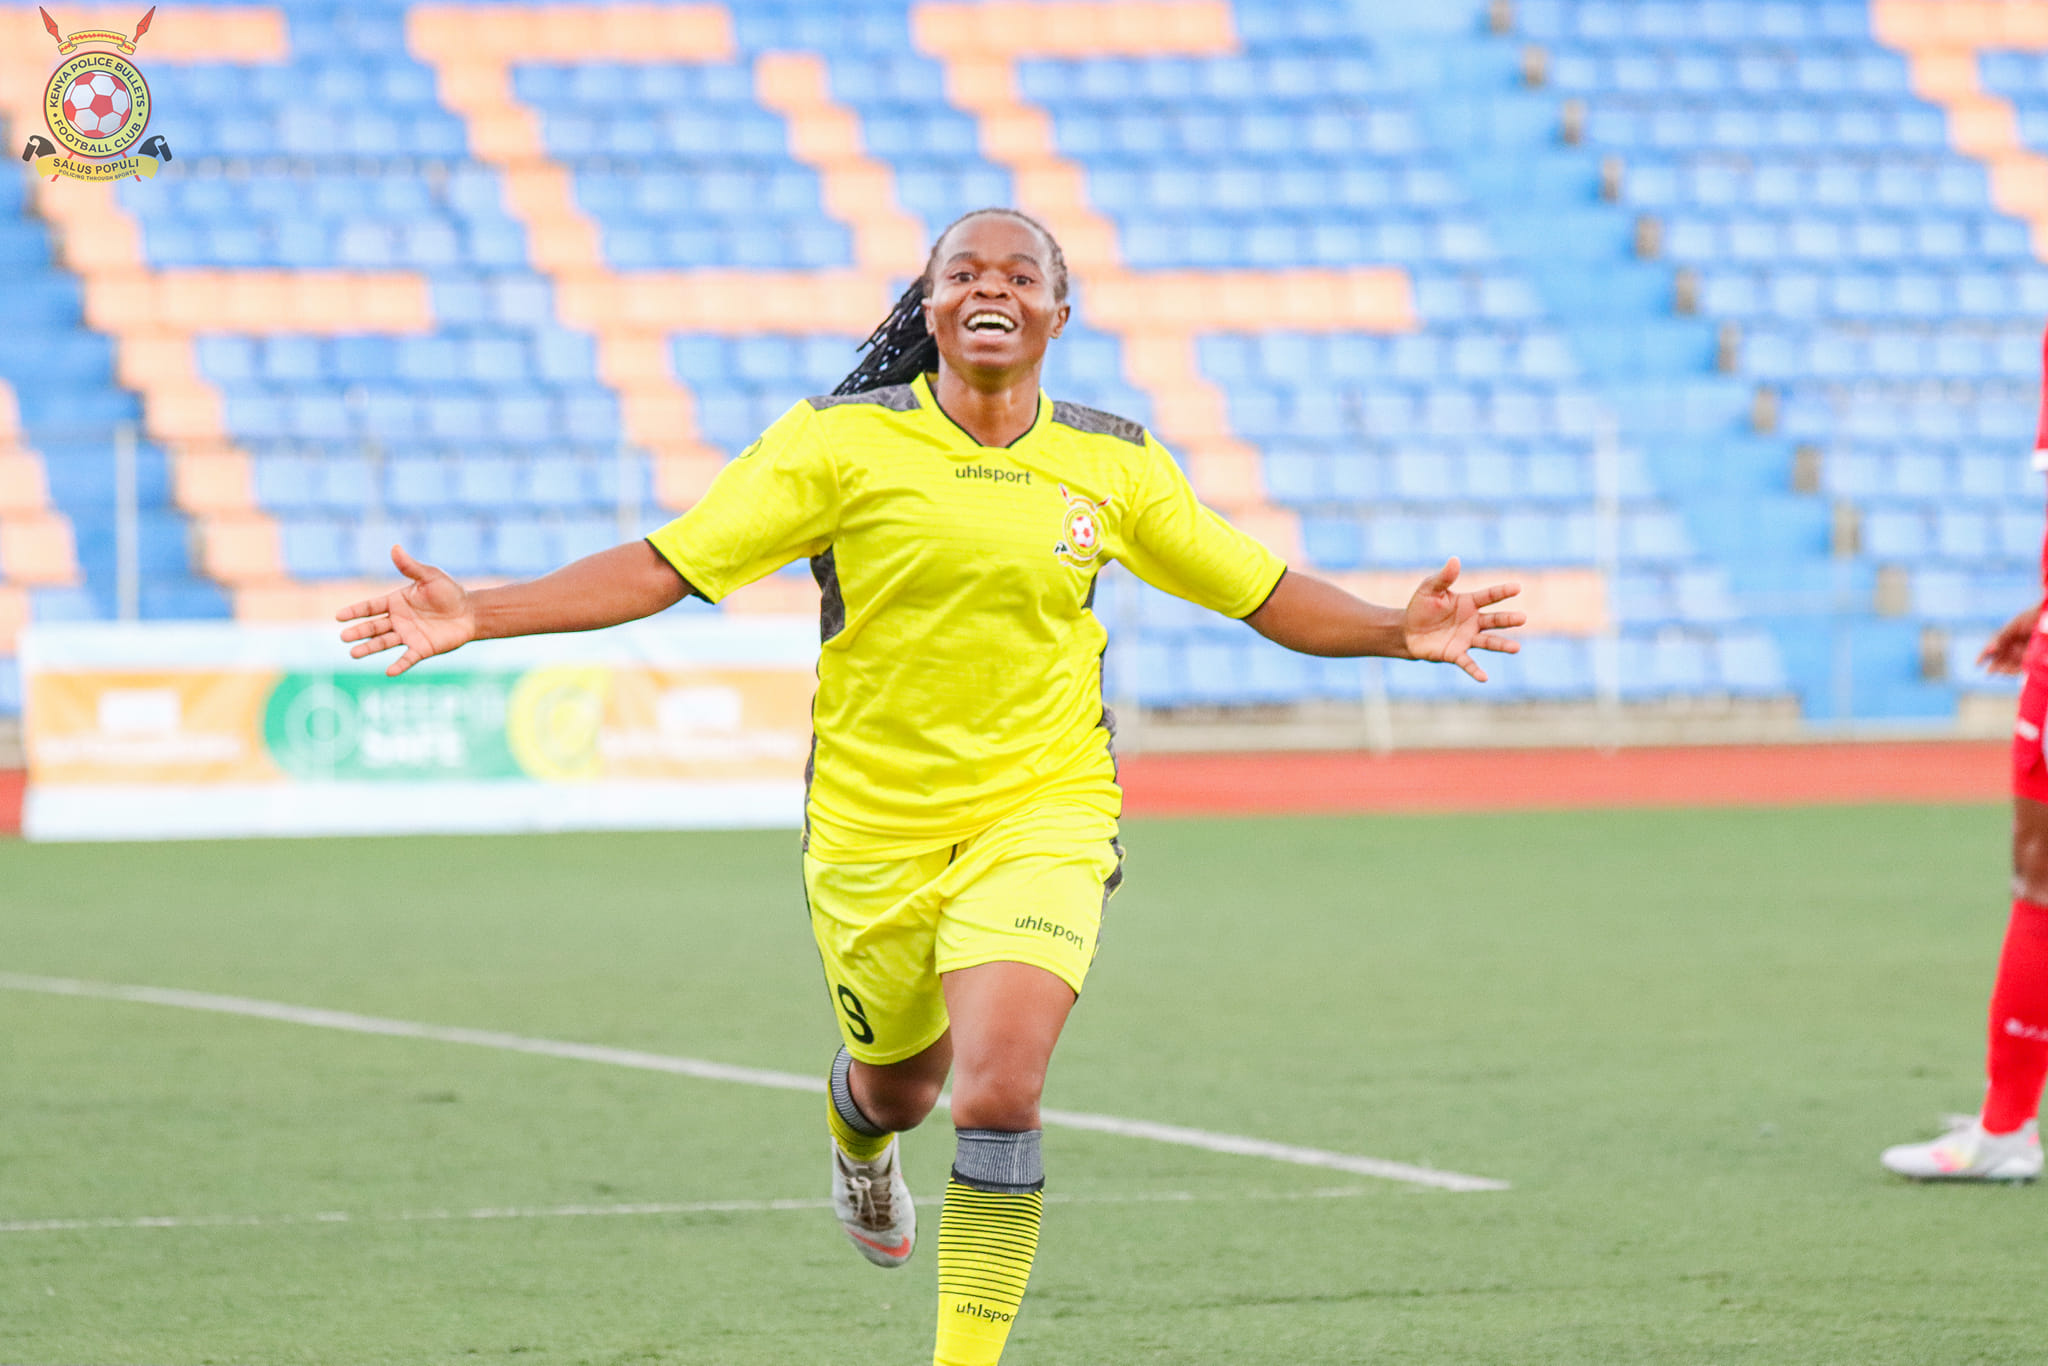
xmin=1983 ymin=898 xmax=2048 ymax=1134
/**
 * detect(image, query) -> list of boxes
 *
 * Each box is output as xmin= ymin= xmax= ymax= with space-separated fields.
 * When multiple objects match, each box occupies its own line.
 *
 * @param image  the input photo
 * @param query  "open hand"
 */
xmin=336 ymin=545 xmax=476 ymax=676
xmin=1404 ymin=557 xmax=1525 ymax=682
xmin=1978 ymin=600 xmax=2044 ymax=676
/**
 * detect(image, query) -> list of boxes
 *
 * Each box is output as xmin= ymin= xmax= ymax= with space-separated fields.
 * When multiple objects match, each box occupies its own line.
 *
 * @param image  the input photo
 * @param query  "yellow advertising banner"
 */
xmin=28 ymin=669 xmax=281 ymax=786
xmin=510 ymin=665 xmax=817 ymax=782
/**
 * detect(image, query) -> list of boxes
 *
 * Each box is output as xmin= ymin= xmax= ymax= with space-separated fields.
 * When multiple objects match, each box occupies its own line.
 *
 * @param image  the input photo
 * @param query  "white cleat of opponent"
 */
xmin=1880 ymin=1116 xmax=2042 ymax=1182
xmin=831 ymin=1136 xmax=917 ymax=1267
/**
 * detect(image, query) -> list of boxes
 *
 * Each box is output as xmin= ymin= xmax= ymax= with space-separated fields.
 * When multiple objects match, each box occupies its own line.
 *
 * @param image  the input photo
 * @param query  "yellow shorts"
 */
xmin=804 ymin=801 xmax=1125 ymax=1065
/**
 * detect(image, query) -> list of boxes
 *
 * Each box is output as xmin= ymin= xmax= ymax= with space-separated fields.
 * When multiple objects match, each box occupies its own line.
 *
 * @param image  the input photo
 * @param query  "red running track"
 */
xmin=0 ymin=742 xmax=2009 ymax=837
xmin=1115 ymin=742 xmax=2008 ymax=816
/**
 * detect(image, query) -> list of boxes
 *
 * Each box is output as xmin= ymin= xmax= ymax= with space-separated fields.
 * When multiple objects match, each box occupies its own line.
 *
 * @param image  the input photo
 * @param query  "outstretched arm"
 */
xmin=1245 ymin=557 xmax=1525 ymax=682
xmin=338 ymin=541 xmax=690 ymax=676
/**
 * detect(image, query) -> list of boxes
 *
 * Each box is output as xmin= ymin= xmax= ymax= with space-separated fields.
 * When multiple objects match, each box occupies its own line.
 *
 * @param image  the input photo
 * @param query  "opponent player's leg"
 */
xmin=931 ymin=961 xmax=1076 ymax=1366
xmin=1979 ymin=797 xmax=2048 ymax=1142
xmin=1881 ymin=693 xmax=2048 ymax=1180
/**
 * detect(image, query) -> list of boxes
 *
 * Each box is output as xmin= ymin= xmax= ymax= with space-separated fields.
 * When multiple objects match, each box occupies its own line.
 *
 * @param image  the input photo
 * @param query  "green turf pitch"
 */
xmin=0 ymin=804 xmax=2037 ymax=1364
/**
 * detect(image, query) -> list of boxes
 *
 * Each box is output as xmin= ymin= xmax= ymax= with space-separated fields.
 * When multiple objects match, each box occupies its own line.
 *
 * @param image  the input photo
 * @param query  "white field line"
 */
xmin=0 ymin=1186 xmax=1379 ymax=1237
xmin=0 ymin=972 xmax=1509 ymax=1194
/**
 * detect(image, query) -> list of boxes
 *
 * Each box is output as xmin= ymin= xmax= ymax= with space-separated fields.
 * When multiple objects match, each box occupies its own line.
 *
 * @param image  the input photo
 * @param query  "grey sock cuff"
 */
xmin=829 ymin=1046 xmax=887 ymax=1137
xmin=952 ymin=1128 xmax=1044 ymax=1193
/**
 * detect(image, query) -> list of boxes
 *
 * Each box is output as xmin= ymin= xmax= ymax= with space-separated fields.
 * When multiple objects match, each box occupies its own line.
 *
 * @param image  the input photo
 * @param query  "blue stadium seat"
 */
xmin=1864 ymin=507 xmax=1929 ymax=558
xmin=490 ymin=395 xmax=559 ymax=446
xmin=1131 ymin=636 xmax=1187 ymax=707
xmin=262 ymin=337 xmax=323 ymax=384
xmin=1523 ymin=639 xmax=1593 ymax=697
xmin=1263 ymin=449 xmax=1324 ymax=504
xmin=456 ymin=458 xmax=521 ymax=511
xmin=314 ymin=457 xmax=373 ymax=512
xmin=280 ymin=519 xmax=350 ymax=578
xmin=419 ymin=517 xmax=488 ymax=576
xmin=1302 ymin=517 xmax=1363 ymax=570
xmin=288 ymin=394 xmax=351 ymax=442
xmin=1719 ymin=632 xmax=1786 ymax=693
xmin=241 ymin=449 xmax=310 ymax=511
xmin=388 ymin=458 xmax=453 ymax=511
xmin=554 ymin=515 xmax=618 ymax=563
xmin=527 ymin=457 xmax=590 ymax=509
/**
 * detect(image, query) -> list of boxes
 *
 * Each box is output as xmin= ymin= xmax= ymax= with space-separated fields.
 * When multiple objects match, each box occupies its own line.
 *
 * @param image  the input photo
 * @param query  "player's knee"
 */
xmin=947 ymin=1069 xmax=1044 ymax=1131
xmin=2016 ymin=866 xmax=2048 ymax=907
xmin=858 ymin=1076 xmax=944 ymax=1132
xmin=2014 ymin=823 xmax=2048 ymax=904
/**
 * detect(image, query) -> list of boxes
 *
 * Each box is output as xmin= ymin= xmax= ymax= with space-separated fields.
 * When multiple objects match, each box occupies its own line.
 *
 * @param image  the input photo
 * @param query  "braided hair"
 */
xmin=833 ymin=207 xmax=1070 ymax=396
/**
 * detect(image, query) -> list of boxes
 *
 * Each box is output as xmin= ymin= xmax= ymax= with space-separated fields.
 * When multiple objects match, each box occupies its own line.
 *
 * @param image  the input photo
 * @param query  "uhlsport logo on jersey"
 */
xmin=1053 ymin=484 xmax=1110 ymax=566
xmin=21 ymin=7 xmax=173 ymax=183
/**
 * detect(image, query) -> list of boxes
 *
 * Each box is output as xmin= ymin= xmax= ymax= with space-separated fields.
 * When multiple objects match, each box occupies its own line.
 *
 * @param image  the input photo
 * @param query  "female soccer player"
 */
xmin=1880 ymin=328 xmax=2048 ymax=1185
xmin=1880 ymin=594 xmax=2048 ymax=1182
xmin=338 ymin=208 xmax=1526 ymax=1362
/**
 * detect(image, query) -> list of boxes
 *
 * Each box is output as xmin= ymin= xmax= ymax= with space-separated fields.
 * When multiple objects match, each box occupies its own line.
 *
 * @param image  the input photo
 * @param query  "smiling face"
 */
xmin=921 ymin=212 xmax=1070 ymax=389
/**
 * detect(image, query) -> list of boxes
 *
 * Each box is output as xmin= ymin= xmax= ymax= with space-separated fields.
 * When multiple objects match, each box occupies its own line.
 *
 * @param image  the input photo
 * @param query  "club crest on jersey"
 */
xmin=1053 ymin=484 xmax=1110 ymax=566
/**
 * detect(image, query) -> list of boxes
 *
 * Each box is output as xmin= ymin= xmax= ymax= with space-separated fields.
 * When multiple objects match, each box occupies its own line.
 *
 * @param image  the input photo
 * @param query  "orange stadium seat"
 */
xmin=654 ymin=452 xmax=726 ymax=509
xmin=0 ymin=584 xmax=28 ymax=654
xmin=80 ymin=269 xmax=154 ymax=333
xmin=143 ymin=390 xmax=230 ymax=446
xmin=197 ymin=516 xmax=283 ymax=585
xmin=156 ymin=271 xmax=229 ymax=332
xmin=0 ymin=516 xmax=80 ymax=587
xmin=621 ymin=389 xmax=695 ymax=444
xmin=172 ymin=454 xmax=256 ymax=516
xmin=115 ymin=336 xmax=200 ymax=393
xmin=0 ymin=457 xmax=49 ymax=516
xmin=599 ymin=335 xmax=678 ymax=390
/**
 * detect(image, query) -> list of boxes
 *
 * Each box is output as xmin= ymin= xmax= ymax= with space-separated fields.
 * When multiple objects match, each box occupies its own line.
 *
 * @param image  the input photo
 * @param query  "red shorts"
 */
xmin=2016 ymin=633 xmax=2048 ymax=803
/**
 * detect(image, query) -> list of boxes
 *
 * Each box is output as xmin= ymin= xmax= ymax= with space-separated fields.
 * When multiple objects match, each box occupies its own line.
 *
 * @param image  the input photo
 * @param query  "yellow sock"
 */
xmin=828 ymin=1093 xmax=892 ymax=1162
xmin=933 ymin=1179 xmax=1043 ymax=1365
xmin=827 ymin=1047 xmax=893 ymax=1162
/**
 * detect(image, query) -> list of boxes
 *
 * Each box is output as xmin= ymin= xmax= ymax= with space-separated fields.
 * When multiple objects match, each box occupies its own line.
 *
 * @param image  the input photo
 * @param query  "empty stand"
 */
xmin=1387 ymin=0 xmax=2045 ymax=719
xmin=13 ymin=0 xmax=1940 ymax=724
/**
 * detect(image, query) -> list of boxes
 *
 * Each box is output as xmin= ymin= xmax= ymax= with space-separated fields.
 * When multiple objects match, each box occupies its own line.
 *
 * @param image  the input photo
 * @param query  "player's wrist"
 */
xmin=461 ymin=587 xmax=506 ymax=643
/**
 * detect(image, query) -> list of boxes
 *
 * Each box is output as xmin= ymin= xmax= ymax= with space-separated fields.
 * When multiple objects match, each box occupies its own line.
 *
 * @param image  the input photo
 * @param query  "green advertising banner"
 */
xmin=263 ymin=672 xmax=521 ymax=782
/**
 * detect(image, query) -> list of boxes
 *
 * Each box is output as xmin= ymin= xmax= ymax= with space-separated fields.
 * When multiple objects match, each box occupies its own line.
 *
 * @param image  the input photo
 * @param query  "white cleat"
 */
xmin=831 ymin=1137 xmax=917 ymax=1267
xmin=1881 ymin=1117 xmax=2042 ymax=1182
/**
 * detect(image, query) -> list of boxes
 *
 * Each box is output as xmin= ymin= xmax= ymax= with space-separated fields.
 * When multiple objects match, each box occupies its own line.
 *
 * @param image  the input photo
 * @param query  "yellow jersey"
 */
xmin=647 ymin=371 xmax=1286 ymax=859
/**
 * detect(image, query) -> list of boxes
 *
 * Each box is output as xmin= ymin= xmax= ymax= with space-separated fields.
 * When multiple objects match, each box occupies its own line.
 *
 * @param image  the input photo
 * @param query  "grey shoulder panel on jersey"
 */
xmin=1051 ymin=401 xmax=1146 ymax=446
xmin=807 ymin=384 xmax=921 ymax=413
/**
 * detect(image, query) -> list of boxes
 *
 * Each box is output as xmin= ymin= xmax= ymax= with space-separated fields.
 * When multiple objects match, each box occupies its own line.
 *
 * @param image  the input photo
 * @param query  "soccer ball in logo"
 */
xmin=1065 ymin=506 xmax=1100 ymax=557
xmin=1054 ymin=483 xmax=1111 ymax=566
xmin=63 ymin=72 xmax=132 ymax=140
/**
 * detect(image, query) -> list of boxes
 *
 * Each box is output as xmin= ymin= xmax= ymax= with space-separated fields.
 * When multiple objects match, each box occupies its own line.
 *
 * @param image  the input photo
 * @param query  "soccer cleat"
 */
xmin=1880 ymin=1116 xmax=2042 ymax=1182
xmin=831 ymin=1136 xmax=917 ymax=1267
